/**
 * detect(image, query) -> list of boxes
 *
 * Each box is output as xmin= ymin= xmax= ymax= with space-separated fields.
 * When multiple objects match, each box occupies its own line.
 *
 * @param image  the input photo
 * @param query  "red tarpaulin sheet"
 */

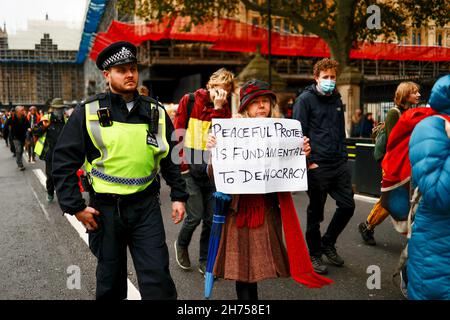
xmin=89 ymin=17 xmax=450 ymax=63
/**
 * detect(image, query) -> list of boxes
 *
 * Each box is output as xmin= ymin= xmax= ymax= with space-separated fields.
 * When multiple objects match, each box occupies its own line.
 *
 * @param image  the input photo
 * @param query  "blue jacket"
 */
xmin=408 ymin=75 xmax=450 ymax=300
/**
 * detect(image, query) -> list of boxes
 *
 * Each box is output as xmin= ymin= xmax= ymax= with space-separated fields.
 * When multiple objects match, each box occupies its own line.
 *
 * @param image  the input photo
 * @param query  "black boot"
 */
xmin=358 ymin=222 xmax=376 ymax=246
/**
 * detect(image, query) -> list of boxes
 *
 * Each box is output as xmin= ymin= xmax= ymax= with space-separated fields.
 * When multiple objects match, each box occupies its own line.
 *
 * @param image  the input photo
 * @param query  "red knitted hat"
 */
xmin=238 ymin=80 xmax=276 ymax=113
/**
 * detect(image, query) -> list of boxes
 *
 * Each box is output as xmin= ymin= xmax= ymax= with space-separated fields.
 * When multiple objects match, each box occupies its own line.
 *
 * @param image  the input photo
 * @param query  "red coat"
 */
xmin=174 ymin=88 xmax=231 ymax=173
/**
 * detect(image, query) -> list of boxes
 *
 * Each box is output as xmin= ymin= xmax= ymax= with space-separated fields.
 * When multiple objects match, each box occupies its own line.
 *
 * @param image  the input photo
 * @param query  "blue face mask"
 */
xmin=319 ymin=79 xmax=336 ymax=94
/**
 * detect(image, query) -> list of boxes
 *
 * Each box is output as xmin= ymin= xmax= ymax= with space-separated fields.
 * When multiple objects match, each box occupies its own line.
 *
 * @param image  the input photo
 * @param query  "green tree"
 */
xmin=117 ymin=0 xmax=450 ymax=72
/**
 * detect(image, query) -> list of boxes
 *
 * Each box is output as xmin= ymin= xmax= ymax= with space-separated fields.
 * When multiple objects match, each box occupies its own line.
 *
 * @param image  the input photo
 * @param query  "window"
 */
xmin=274 ymin=19 xmax=281 ymax=32
xmin=251 ymin=17 xmax=260 ymax=37
xmin=283 ymin=20 xmax=290 ymax=33
xmin=437 ymin=33 xmax=442 ymax=46
xmin=417 ymin=32 xmax=421 ymax=45
xmin=412 ymin=32 xmax=416 ymax=45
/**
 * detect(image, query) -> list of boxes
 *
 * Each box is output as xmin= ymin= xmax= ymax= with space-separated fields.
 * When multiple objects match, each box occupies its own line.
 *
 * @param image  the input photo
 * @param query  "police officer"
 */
xmin=33 ymin=98 xmax=66 ymax=202
xmin=52 ymin=41 xmax=188 ymax=300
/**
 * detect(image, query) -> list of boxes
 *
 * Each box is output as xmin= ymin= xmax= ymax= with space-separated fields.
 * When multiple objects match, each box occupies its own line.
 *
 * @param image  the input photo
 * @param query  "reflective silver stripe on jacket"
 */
xmin=90 ymin=167 xmax=157 ymax=186
xmin=86 ymin=100 xmax=108 ymax=169
xmin=85 ymin=100 xmax=167 ymax=182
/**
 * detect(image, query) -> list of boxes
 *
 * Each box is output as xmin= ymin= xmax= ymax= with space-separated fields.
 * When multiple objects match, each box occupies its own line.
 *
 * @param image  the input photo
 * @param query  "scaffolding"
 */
xmin=0 ymin=32 xmax=84 ymax=106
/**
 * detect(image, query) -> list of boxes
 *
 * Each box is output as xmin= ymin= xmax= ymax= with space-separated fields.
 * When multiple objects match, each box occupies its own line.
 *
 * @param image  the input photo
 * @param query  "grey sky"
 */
xmin=0 ymin=0 xmax=88 ymax=34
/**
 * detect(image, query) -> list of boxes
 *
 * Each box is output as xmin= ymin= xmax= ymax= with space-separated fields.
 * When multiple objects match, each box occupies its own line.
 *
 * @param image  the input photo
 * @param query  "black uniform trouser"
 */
xmin=306 ymin=160 xmax=355 ymax=257
xmin=45 ymin=158 xmax=54 ymax=196
xmin=89 ymin=193 xmax=177 ymax=300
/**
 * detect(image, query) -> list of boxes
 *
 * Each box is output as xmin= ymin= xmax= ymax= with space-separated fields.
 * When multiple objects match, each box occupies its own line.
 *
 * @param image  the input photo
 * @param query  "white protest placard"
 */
xmin=211 ymin=118 xmax=308 ymax=194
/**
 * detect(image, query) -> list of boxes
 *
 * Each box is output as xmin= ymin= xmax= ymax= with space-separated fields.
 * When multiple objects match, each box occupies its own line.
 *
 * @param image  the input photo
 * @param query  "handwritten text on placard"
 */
xmin=211 ymin=118 xmax=308 ymax=194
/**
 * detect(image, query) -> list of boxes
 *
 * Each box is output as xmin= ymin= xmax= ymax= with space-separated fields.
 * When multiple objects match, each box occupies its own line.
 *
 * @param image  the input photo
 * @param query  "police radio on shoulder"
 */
xmin=148 ymin=97 xmax=159 ymax=134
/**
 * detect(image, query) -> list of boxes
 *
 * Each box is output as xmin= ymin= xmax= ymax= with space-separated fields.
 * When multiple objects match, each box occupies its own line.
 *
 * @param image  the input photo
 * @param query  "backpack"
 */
xmin=372 ymin=123 xmax=386 ymax=162
xmin=373 ymin=107 xmax=401 ymax=162
xmin=185 ymin=93 xmax=195 ymax=129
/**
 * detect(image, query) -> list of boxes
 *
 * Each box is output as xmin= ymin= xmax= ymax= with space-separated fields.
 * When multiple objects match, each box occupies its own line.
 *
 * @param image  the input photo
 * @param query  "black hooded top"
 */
xmin=292 ymin=84 xmax=347 ymax=164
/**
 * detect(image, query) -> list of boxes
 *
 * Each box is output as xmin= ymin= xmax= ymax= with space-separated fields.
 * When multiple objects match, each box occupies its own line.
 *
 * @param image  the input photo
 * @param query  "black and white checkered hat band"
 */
xmin=91 ymin=167 xmax=155 ymax=186
xmin=102 ymin=47 xmax=136 ymax=69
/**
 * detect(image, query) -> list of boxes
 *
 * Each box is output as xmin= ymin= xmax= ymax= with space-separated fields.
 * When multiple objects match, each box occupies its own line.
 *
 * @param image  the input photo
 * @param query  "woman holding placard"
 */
xmin=206 ymin=79 xmax=332 ymax=300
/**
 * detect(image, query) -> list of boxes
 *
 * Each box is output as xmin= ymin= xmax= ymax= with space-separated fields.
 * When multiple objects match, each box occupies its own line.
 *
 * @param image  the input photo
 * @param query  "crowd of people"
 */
xmin=1 ymin=100 xmax=75 ymax=199
xmin=2 ymin=40 xmax=449 ymax=301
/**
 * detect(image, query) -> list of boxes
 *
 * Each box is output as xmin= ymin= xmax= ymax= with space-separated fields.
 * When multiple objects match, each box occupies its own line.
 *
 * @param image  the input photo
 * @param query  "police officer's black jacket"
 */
xmin=32 ymin=116 xmax=65 ymax=161
xmin=52 ymin=91 xmax=189 ymax=215
xmin=293 ymin=84 xmax=347 ymax=164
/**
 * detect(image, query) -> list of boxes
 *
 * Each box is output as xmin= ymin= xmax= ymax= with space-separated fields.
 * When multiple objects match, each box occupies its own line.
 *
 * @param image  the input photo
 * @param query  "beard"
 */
xmin=109 ymin=79 xmax=137 ymax=95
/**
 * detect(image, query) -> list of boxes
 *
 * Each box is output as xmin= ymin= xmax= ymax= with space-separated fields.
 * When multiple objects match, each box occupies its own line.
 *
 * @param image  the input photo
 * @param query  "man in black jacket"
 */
xmin=9 ymin=106 xmax=30 ymax=171
xmin=52 ymin=41 xmax=188 ymax=300
xmin=293 ymin=58 xmax=355 ymax=275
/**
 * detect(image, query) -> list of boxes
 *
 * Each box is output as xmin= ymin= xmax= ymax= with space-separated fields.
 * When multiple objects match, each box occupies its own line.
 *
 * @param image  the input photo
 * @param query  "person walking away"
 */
xmin=2 ymin=111 xmax=9 ymax=147
xmin=360 ymin=112 xmax=374 ymax=138
xmin=26 ymin=106 xmax=40 ymax=163
xmin=350 ymin=109 xmax=362 ymax=137
xmin=52 ymin=41 xmax=188 ymax=300
xmin=358 ymin=82 xmax=421 ymax=245
xmin=33 ymin=99 xmax=66 ymax=202
xmin=9 ymin=106 xmax=30 ymax=171
xmin=173 ymin=68 xmax=234 ymax=275
xmin=292 ymin=58 xmax=355 ymax=275
xmin=5 ymin=108 xmax=17 ymax=156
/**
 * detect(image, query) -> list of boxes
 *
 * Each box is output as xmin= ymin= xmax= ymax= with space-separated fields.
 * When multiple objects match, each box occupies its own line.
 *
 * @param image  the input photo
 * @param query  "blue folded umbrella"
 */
xmin=205 ymin=191 xmax=231 ymax=299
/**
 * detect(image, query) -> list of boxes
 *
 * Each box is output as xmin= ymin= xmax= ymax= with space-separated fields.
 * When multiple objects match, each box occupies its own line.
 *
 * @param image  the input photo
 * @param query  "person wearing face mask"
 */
xmin=173 ymin=68 xmax=235 ymax=276
xmin=32 ymin=98 xmax=67 ymax=202
xmin=292 ymin=58 xmax=355 ymax=275
xmin=358 ymin=82 xmax=421 ymax=246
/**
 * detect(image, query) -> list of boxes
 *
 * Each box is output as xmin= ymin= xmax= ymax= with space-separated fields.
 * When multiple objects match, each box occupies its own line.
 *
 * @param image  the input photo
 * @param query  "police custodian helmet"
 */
xmin=96 ymin=41 xmax=137 ymax=71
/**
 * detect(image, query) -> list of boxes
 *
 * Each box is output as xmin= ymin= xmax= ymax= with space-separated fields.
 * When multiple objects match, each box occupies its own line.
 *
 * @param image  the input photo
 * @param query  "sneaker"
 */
xmin=174 ymin=240 xmax=191 ymax=270
xmin=310 ymin=255 xmax=328 ymax=274
xmin=19 ymin=166 xmax=25 ymax=171
xmin=198 ymin=260 xmax=207 ymax=277
xmin=322 ymin=245 xmax=344 ymax=266
xmin=358 ymin=222 xmax=376 ymax=246
xmin=47 ymin=194 xmax=54 ymax=202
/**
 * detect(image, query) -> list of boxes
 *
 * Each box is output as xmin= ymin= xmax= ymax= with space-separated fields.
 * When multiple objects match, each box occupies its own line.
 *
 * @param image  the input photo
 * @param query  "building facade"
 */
xmin=0 ymin=21 xmax=84 ymax=107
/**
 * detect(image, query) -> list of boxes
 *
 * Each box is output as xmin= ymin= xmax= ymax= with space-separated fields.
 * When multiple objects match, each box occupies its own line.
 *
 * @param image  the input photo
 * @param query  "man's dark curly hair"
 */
xmin=313 ymin=58 xmax=339 ymax=78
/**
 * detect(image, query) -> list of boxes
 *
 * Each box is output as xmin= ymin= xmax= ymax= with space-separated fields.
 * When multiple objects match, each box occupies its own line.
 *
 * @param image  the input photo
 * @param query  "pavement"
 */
xmin=0 ymin=142 xmax=406 ymax=300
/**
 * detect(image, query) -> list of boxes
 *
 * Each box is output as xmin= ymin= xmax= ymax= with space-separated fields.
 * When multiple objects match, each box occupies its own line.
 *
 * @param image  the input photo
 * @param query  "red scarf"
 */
xmin=236 ymin=194 xmax=265 ymax=228
xmin=278 ymin=192 xmax=333 ymax=288
xmin=235 ymin=192 xmax=332 ymax=288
